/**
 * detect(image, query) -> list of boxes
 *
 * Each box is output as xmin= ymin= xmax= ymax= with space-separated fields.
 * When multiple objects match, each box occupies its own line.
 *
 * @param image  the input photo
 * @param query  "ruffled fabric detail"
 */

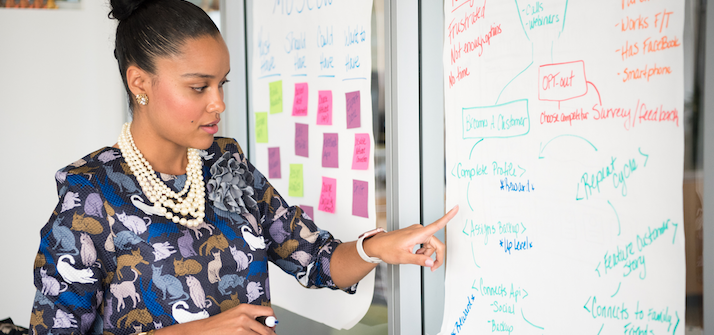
xmin=206 ymin=152 xmax=258 ymax=214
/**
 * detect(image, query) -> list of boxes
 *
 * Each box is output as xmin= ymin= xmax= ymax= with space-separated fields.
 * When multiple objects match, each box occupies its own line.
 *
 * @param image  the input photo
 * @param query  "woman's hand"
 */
xmin=154 ymin=304 xmax=276 ymax=335
xmin=364 ymin=205 xmax=459 ymax=271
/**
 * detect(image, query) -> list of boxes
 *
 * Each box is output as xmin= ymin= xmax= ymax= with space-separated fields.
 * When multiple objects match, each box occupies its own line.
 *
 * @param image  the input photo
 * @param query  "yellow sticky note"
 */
xmin=289 ymin=164 xmax=303 ymax=197
xmin=255 ymin=112 xmax=268 ymax=143
xmin=270 ymin=80 xmax=283 ymax=114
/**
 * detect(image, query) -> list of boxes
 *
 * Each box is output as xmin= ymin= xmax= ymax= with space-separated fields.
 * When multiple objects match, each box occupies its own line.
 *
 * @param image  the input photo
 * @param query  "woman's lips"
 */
xmin=200 ymin=121 xmax=219 ymax=135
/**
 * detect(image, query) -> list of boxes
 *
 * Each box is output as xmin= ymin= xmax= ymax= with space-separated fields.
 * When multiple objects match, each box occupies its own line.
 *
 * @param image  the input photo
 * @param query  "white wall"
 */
xmin=0 ymin=1 xmax=124 ymax=327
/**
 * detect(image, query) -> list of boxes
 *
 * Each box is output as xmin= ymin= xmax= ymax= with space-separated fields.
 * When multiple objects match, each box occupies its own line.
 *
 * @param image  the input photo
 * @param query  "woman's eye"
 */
xmin=192 ymin=86 xmax=207 ymax=93
xmin=219 ymin=79 xmax=230 ymax=88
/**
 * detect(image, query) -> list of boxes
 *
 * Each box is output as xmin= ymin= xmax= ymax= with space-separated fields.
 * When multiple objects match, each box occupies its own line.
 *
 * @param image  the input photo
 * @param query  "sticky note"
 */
xmin=317 ymin=90 xmax=333 ymax=125
xmin=288 ymin=164 xmax=303 ymax=197
xmin=295 ymin=123 xmax=309 ymax=157
xmin=352 ymin=180 xmax=369 ymax=218
xmin=255 ymin=112 xmax=268 ymax=143
xmin=322 ymin=133 xmax=339 ymax=168
xmin=318 ymin=177 xmax=337 ymax=213
xmin=292 ymin=82 xmax=308 ymax=116
xmin=268 ymin=147 xmax=281 ymax=179
xmin=352 ymin=133 xmax=370 ymax=170
xmin=301 ymin=205 xmax=314 ymax=220
xmin=269 ymin=80 xmax=283 ymax=114
xmin=345 ymin=90 xmax=361 ymax=129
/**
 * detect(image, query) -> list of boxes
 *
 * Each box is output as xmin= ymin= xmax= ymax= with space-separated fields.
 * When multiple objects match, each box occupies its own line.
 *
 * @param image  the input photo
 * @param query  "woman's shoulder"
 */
xmin=210 ymin=137 xmax=245 ymax=157
xmin=55 ymin=147 xmax=123 ymax=189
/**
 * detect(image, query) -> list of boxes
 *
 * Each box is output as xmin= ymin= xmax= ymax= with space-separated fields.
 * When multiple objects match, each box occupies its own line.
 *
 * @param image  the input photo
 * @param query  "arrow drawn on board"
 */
xmin=471 ymin=242 xmax=481 ymax=268
xmin=469 ymin=139 xmax=484 ymax=160
xmin=523 ymin=289 xmax=528 ymax=300
xmin=521 ymin=309 xmax=544 ymax=330
xmin=639 ymin=147 xmax=649 ymax=167
xmin=496 ymin=43 xmax=533 ymax=105
xmin=518 ymin=165 xmax=526 ymax=177
xmin=521 ymin=222 xmax=527 ymax=234
xmin=539 ymin=134 xmax=598 ymax=159
xmin=451 ymin=163 xmax=458 ymax=178
xmin=467 ymin=181 xmax=474 ymax=211
xmin=607 ymin=200 xmax=621 ymax=236
xmin=559 ymin=0 xmax=569 ymax=38
xmin=611 ymin=282 xmax=621 ymax=297
xmin=595 ymin=262 xmax=601 ymax=277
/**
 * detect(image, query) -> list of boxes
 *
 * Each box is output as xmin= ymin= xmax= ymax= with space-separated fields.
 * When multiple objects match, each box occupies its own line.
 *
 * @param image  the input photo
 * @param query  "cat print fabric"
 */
xmin=31 ymin=138 xmax=353 ymax=335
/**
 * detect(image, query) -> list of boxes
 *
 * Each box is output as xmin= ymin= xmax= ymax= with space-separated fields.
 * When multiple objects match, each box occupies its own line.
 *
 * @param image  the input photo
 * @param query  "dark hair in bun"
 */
xmin=109 ymin=0 xmax=220 ymax=110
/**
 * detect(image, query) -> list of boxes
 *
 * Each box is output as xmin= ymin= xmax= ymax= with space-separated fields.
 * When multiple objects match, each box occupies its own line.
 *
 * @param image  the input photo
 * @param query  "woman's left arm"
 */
xmin=330 ymin=205 xmax=459 ymax=289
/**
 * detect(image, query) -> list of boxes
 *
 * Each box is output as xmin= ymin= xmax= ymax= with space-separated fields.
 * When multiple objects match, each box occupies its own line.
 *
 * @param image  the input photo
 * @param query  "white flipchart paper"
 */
xmin=441 ymin=1 xmax=685 ymax=334
xmin=250 ymin=1 xmax=376 ymax=330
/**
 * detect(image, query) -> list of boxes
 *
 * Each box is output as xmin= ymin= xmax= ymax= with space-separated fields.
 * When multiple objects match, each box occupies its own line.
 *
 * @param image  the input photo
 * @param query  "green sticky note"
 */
xmin=270 ymin=80 xmax=283 ymax=114
xmin=255 ymin=112 xmax=268 ymax=143
xmin=288 ymin=164 xmax=304 ymax=197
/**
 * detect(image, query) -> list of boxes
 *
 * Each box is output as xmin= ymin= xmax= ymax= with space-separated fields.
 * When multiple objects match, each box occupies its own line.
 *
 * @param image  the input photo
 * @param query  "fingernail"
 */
xmin=425 ymin=258 xmax=434 ymax=267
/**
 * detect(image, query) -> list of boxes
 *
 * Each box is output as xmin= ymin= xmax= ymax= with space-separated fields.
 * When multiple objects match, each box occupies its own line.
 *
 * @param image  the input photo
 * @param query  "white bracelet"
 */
xmin=356 ymin=228 xmax=385 ymax=264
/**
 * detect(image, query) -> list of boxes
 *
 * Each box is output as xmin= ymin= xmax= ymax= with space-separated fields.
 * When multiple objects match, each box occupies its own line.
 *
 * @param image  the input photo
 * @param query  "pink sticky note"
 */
xmin=318 ymin=177 xmax=337 ymax=214
xmin=295 ymin=123 xmax=309 ymax=157
xmin=352 ymin=133 xmax=370 ymax=170
xmin=301 ymin=205 xmax=314 ymax=220
xmin=317 ymin=90 xmax=333 ymax=125
xmin=345 ymin=91 xmax=361 ymax=129
xmin=268 ymin=147 xmax=281 ymax=179
xmin=292 ymin=83 xmax=308 ymax=116
xmin=352 ymin=180 xmax=369 ymax=218
xmin=322 ymin=133 xmax=339 ymax=168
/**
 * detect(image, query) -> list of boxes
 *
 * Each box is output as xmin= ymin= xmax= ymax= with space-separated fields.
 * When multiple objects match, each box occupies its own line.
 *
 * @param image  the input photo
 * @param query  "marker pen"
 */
xmin=256 ymin=316 xmax=278 ymax=328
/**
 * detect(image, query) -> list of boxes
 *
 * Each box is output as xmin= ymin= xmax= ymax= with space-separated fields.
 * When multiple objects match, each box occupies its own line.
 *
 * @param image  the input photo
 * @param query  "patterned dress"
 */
xmin=29 ymin=138 xmax=355 ymax=335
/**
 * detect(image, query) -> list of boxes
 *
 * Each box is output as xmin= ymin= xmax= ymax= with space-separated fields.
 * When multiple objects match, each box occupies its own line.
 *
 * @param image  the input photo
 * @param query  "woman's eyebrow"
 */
xmin=181 ymin=70 xmax=230 ymax=79
xmin=181 ymin=73 xmax=215 ymax=79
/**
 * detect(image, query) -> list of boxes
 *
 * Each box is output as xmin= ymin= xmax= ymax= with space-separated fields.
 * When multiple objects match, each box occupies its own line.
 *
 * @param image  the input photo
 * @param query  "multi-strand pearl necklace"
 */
xmin=117 ymin=123 xmax=206 ymax=227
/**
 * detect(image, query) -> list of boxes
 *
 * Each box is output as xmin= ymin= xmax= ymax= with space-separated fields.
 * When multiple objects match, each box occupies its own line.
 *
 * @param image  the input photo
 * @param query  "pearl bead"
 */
xmin=118 ymin=122 xmax=206 ymax=228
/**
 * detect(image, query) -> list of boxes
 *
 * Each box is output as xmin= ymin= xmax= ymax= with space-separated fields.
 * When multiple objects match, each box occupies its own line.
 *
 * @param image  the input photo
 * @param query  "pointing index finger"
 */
xmin=422 ymin=205 xmax=459 ymax=235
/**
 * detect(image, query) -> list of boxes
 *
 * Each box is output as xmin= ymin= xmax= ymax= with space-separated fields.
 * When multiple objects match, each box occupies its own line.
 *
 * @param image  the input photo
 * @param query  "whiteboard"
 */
xmin=440 ymin=1 xmax=685 ymax=334
xmin=249 ymin=0 xmax=376 ymax=330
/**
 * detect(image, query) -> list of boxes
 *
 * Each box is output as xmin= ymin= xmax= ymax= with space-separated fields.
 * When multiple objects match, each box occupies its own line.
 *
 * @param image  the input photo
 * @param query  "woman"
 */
xmin=29 ymin=0 xmax=457 ymax=334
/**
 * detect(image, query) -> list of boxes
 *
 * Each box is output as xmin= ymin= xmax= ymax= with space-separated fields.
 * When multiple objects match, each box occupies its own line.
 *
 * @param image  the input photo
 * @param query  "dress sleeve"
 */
xmin=232 ymin=143 xmax=357 ymax=294
xmin=30 ymin=171 xmax=112 ymax=335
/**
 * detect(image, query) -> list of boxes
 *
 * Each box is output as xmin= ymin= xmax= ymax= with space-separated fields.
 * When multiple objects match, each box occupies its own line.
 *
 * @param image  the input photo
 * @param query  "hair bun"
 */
xmin=109 ymin=0 xmax=150 ymax=21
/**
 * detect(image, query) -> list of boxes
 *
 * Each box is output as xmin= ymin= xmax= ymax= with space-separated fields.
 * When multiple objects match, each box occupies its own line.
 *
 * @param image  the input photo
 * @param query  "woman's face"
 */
xmin=140 ymin=34 xmax=230 ymax=151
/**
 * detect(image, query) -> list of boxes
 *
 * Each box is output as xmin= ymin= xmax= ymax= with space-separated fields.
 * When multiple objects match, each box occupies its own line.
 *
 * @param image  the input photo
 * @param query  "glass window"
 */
xmin=682 ymin=0 xmax=704 ymax=332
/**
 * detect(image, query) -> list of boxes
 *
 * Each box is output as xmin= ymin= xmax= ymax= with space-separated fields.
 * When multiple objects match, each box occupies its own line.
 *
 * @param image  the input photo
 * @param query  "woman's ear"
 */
xmin=126 ymin=65 xmax=149 ymax=97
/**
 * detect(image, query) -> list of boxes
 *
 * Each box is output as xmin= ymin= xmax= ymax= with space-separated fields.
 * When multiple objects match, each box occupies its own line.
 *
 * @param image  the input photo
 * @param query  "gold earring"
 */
xmin=135 ymin=93 xmax=149 ymax=106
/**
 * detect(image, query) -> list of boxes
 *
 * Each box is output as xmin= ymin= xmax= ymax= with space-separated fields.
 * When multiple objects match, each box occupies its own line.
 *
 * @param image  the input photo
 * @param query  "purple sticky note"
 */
xmin=318 ymin=177 xmax=337 ymax=214
xmin=352 ymin=133 xmax=370 ymax=170
xmin=317 ymin=90 xmax=333 ymax=125
xmin=301 ymin=205 xmax=314 ymax=220
xmin=292 ymin=83 xmax=308 ymax=116
xmin=295 ymin=123 xmax=309 ymax=157
xmin=345 ymin=91 xmax=361 ymax=129
xmin=322 ymin=133 xmax=339 ymax=168
xmin=268 ymin=147 xmax=281 ymax=179
xmin=352 ymin=180 xmax=369 ymax=218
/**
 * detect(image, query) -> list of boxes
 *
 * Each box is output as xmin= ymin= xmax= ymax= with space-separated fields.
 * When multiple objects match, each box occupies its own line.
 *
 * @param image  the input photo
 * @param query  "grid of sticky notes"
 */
xmin=259 ymin=80 xmax=371 ymax=219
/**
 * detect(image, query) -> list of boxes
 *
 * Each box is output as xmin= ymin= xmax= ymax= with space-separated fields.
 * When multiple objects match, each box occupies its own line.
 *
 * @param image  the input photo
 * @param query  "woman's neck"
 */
xmin=128 ymin=121 xmax=189 ymax=176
